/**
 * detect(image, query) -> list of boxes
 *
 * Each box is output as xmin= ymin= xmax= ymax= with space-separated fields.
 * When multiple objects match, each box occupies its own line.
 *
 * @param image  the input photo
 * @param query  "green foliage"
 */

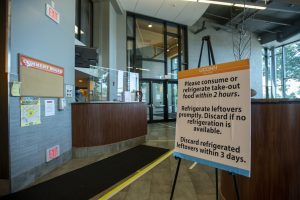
xmin=284 ymin=42 xmax=300 ymax=80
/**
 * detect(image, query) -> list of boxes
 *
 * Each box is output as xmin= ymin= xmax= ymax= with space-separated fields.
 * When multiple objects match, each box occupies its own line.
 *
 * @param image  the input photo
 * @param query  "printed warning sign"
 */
xmin=174 ymin=59 xmax=251 ymax=177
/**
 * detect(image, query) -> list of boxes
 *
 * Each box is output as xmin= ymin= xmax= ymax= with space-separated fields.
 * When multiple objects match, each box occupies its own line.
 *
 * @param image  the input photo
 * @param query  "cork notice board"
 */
xmin=19 ymin=54 xmax=64 ymax=97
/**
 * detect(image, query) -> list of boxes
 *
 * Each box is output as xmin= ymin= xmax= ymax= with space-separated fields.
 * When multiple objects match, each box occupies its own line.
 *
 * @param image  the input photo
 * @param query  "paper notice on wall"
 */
xmin=11 ymin=81 xmax=21 ymax=96
xmin=66 ymin=84 xmax=73 ymax=98
xmin=45 ymin=100 xmax=55 ymax=116
xmin=20 ymin=97 xmax=41 ymax=127
xmin=174 ymin=59 xmax=251 ymax=177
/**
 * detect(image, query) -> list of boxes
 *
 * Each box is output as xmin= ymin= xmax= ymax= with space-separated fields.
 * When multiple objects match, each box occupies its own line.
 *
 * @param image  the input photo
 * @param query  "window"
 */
xmin=126 ymin=13 xmax=188 ymax=80
xmin=75 ymin=0 xmax=93 ymax=47
xmin=263 ymin=40 xmax=300 ymax=98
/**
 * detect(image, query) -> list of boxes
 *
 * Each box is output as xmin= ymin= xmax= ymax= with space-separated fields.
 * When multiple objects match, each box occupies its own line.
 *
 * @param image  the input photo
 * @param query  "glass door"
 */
xmin=141 ymin=82 xmax=151 ymax=121
xmin=152 ymin=81 xmax=165 ymax=121
xmin=141 ymin=80 xmax=178 ymax=122
xmin=167 ymin=81 xmax=178 ymax=120
xmin=141 ymin=80 xmax=165 ymax=122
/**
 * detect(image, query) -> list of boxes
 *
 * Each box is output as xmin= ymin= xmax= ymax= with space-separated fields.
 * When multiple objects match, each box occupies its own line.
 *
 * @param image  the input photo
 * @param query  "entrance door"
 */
xmin=141 ymin=80 xmax=165 ymax=122
xmin=152 ymin=81 xmax=165 ymax=121
xmin=141 ymin=80 xmax=177 ymax=122
xmin=167 ymin=81 xmax=178 ymax=120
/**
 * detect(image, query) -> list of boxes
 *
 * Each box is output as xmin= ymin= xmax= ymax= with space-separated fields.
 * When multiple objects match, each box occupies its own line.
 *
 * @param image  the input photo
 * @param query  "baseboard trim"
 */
xmin=10 ymin=150 xmax=72 ymax=193
xmin=72 ymin=136 xmax=146 ymax=159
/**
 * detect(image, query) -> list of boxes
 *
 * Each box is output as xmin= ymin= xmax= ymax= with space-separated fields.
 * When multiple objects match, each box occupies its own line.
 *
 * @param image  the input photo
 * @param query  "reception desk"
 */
xmin=72 ymin=102 xmax=147 ymax=149
xmin=221 ymin=99 xmax=300 ymax=200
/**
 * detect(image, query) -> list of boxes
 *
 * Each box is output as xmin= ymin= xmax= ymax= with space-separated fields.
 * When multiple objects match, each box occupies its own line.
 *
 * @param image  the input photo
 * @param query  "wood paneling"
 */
xmin=221 ymin=102 xmax=300 ymax=200
xmin=72 ymin=103 xmax=147 ymax=147
xmin=0 ymin=0 xmax=9 ymax=179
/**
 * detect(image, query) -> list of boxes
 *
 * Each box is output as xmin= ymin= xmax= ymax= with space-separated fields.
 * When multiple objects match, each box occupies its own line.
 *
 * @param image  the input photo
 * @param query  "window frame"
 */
xmin=263 ymin=39 xmax=300 ymax=98
xmin=126 ymin=12 xmax=188 ymax=80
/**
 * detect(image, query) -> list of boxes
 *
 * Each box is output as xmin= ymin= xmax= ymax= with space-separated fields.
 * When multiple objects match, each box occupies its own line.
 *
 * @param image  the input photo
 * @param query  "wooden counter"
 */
xmin=221 ymin=99 xmax=300 ymax=200
xmin=72 ymin=102 xmax=147 ymax=147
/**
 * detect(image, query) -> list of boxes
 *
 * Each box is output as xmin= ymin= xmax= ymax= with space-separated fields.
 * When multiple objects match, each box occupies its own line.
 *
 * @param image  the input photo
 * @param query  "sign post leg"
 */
xmin=232 ymin=173 xmax=240 ymax=200
xmin=170 ymin=157 xmax=181 ymax=200
xmin=215 ymin=168 xmax=219 ymax=200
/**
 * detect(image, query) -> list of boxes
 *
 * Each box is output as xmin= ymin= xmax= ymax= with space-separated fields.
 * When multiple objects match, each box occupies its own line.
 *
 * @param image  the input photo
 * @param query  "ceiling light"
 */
xmin=197 ymin=0 xmax=233 ymax=6
xmin=136 ymin=68 xmax=150 ymax=72
xmin=75 ymin=26 xmax=78 ymax=34
xmin=148 ymin=24 xmax=152 ymax=28
xmin=234 ymin=3 xmax=266 ymax=10
xmin=75 ymin=25 xmax=85 ymax=34
xmin=183 ymin=0 xmax=267 ymax=10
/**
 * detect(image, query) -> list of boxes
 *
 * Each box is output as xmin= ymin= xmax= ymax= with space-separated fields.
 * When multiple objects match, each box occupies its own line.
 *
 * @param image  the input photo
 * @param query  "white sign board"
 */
xmin=45 ymin=100 xmax=55 ymax=116
xmin=174 ymin=59 xmax=251 ymax=177
xmin=66 ymin=85 xmax=73 ymax=98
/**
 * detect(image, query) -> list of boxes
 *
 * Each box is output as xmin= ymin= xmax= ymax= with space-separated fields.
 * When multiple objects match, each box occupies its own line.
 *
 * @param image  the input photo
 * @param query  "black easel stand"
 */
xmin=232 ymin=173 xmax=240 ymax=200
xmin=198 ymin=35 xmax=215 ymax=68
xmin=198 ymin=36 xmax=219 ymax=200
xmin=170 ymin=157 xmax=181 ymax=200
xmin=170 ymin=36 xmax=241 ymax=200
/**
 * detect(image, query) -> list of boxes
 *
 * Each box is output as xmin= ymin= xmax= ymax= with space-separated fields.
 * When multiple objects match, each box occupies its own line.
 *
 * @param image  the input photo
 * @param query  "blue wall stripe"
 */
xmin=173 ymin=151 xmax=250 ymax=177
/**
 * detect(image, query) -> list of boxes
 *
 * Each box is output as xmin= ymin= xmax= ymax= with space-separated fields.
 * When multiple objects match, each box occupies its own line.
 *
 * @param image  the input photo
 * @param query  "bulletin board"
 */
xmin=19 ymin=54 xmax=64 ymax=97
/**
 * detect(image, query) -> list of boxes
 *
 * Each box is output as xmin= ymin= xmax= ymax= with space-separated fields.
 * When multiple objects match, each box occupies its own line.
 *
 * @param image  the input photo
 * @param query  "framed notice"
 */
xmin=174 ymin=59 xmax=251 ymax=177
xmin=19 ymin=54 xmax=64 ymax=97
xmin=20 ymin=97 xmax=41 ymax=127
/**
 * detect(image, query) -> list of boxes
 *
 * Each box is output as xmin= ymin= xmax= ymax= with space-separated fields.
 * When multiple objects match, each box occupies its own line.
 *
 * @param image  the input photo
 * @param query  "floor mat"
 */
xmin=1 ymin=145 xmax=169 ymax=200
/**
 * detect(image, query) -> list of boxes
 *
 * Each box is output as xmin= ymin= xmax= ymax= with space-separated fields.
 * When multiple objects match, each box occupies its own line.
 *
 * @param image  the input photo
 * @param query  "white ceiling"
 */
xmin=118 ymin=0 xmax=209 ymax=26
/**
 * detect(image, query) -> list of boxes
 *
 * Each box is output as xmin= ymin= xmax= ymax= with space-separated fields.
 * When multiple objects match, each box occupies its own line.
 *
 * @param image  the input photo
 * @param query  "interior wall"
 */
xmin=116 ymin=13 xmax=127 ymax=71
xmin=109 ymin=3 xmax=117 ymax=70
xmin=188 ymin=27 xmax=263 ymax=98
xmin=94 ymin=0 xmax=127 ymax=70
xmin=94 ymin=0 xmax=127 ymax=101
xmin=9 ymin=0 xmax=75 ymax=192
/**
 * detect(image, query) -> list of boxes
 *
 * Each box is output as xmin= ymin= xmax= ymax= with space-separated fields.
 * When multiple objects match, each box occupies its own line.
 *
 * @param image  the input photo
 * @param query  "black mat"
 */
xmin=1 ymin=145 xmax=169 ymax=200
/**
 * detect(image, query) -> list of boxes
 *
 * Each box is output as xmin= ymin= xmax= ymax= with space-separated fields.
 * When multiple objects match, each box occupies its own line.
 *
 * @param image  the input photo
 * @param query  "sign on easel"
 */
xmin=174 ymin=59 xmax=251 ymax=177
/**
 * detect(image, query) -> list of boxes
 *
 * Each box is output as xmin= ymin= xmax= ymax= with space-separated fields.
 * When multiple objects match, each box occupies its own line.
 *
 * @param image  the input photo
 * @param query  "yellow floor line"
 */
xmin=98 ymin=149 xmax=174 ymax=200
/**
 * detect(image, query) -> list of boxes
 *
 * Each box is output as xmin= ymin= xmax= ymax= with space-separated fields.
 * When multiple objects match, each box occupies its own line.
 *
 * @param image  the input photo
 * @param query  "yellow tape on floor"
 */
xmin=98 ymin=149 xmax=174 ymax=200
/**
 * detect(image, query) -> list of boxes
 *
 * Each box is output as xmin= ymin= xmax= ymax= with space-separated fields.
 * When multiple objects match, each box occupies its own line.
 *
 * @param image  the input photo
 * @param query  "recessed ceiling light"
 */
xmin=182 ymin=0 xmax=266 ymax=10
xmin=234 ymin=3 xmax=266 ymax=10
xmin=136 ymin=67 xmax=150 ymax=72
xmin=194 ymin=0 xmax=233 ymax=6
xmin=148 ymin=24 xmax=152 ymax=28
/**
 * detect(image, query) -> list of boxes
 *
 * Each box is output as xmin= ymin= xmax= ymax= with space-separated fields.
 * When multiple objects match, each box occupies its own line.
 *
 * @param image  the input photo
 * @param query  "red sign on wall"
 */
xmin=46 ymin=4 xmax=60 ymax=24
xmin=46 ymin=145 xmax=60 ymax=162
xmin=19 ymin=54 xmax=64 ymax=76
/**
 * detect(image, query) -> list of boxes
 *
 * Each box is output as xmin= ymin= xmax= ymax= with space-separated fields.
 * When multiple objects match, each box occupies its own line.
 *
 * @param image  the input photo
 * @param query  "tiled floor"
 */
xmin=108 ymin=122 xmax=217 ymax=200
xmin=33 ymin=122 xmax=217 ymax=200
